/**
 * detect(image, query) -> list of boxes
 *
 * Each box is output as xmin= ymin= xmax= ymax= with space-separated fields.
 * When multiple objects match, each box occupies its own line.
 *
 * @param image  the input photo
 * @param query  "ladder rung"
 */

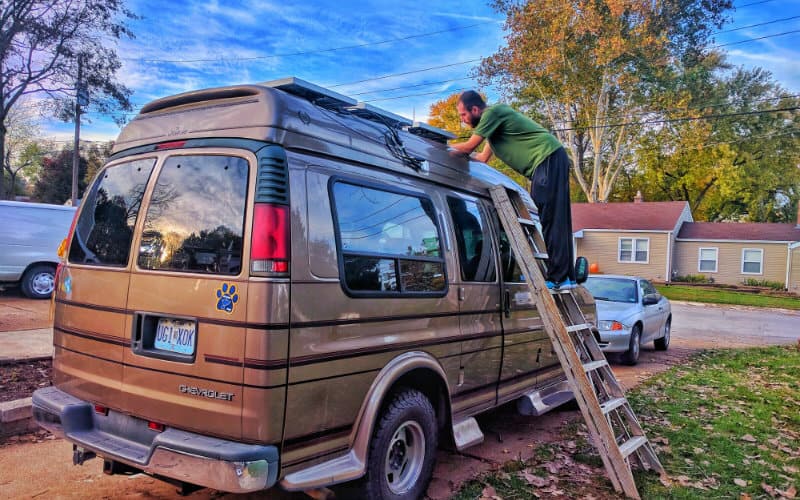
xmin=582 ymin=359 xmax=608 ymax=372
xmin=565 ymin=323 xmax=593 ymax=332
xmin=517 ymin=217 xmax=536 ymax=227
xmin=600 ymin=397 xmax=627 ymax=415
xmin=618 ymin=436 xmax=648 ymax=458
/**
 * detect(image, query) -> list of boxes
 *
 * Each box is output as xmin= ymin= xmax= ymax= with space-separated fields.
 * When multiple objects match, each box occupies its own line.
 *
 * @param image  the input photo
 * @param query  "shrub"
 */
xmin=673 ymin=274 xmax=712 ymax=284
xmin=742 ymin=278 xmax=785 ymax=290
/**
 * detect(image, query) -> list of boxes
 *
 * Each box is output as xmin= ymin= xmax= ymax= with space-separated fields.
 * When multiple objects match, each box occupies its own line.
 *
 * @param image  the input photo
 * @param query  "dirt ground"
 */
xmin=0 ymin=287 xmax=52 ymax=331
xmin=2 ymin=290 xmax=798 ymax=499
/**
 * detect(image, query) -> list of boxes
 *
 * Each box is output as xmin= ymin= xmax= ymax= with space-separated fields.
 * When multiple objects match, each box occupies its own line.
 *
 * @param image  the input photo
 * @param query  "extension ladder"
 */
xmin=489 ymin=185 xmax=665 ymax=499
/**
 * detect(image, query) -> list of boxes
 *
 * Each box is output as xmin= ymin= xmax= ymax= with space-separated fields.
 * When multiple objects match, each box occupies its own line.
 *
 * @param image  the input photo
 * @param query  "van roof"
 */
xmin=113 ymin=77 xmax=534 ymax=208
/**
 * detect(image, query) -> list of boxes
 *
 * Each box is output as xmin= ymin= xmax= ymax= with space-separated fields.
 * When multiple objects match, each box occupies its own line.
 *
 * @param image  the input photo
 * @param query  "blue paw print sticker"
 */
xmin=216 ymin=283 xmax=239 ymax=314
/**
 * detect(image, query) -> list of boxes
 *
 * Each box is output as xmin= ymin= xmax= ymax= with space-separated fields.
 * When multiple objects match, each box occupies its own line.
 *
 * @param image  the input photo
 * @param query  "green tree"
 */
xmin=634 ymin=68 xmax=800 ymax=221
xmin=0 ymin=0 xmax=137 ymax=199
xmin=32 ymin=148 xmax=87 ymax=204
xmin=479 ymin=0 xmax=732 ymax=202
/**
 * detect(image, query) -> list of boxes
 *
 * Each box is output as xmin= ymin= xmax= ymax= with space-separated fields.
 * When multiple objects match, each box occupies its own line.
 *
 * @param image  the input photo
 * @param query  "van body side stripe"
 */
xmin=55 ymin=326 xmax=131 ymax=347
xmin=56 ymin=297 xmax=500 ymax=330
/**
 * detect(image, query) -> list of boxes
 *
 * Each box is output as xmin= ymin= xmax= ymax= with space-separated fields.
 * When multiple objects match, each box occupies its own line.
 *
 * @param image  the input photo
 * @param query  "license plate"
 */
xmin=154 ymin=318 xmax=196 ymax=355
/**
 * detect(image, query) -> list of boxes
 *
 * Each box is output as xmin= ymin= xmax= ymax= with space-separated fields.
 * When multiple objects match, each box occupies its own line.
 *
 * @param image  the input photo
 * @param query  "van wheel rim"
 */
xmin=31 ymin=272 xmax=54 ymax=295
xmin=384 ymin=420 xmax=425 ymax=494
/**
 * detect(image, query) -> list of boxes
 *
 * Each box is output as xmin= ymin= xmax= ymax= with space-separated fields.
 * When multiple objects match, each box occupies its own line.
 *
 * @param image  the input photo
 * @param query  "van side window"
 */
xmin=447 ymin=197 xmax=495 ymax=282
xmin=69 ymin=158 xmax=156 ymax=266
xmin=137 ymin=155 xmax=248 ymax=275
xmin=332 ymin=182 xmax=446 ymax=295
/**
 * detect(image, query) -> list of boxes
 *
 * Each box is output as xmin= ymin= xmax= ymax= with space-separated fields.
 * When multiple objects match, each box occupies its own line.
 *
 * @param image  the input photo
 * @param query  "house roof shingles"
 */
xmin=571 ymin=201 xmax=689 ymax=232
xmin=677 ymin=222 xmax=800 ymax=242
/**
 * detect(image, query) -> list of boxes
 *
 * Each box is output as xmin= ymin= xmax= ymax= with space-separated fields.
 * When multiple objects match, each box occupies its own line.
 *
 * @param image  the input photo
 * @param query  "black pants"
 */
xmin=530 ymin=147 xmax=576 ymax=284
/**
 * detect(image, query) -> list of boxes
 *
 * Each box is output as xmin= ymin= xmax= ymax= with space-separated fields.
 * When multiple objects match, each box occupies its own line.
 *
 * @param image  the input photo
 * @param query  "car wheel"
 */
xmin=21 ymin=264 xmax=56 ymax=299
xmin=654 ymin=317 xmax=671 ymax=351
xmin=621 ymin=325 xmax=641 ymax=366
xmin=349 ymin=388 xmax=438 ymax=500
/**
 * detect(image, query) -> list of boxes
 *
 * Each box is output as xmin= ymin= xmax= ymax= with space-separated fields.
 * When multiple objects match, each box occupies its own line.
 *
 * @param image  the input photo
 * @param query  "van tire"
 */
xmin=349 ymin=388 xmax=438 ymax=500
xmin=21 ymin=264 xmax=56 ymax=299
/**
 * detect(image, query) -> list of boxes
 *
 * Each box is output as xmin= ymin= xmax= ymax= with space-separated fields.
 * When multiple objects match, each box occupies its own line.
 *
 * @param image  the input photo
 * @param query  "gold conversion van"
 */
xmin=33 ymin=78 xmax=596 ymax=499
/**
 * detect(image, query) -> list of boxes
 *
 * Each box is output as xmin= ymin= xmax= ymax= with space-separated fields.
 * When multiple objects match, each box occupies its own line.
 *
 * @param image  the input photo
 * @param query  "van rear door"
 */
xmin=56 ymin=158 xmax=156 ymax=407
xmin=122 ymin=151 xmax=251 ymax=440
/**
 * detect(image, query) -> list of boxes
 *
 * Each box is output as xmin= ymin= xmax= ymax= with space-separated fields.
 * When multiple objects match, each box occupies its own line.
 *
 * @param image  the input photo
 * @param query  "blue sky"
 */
xmin=41 ymin=0 xmax=800 ymax=143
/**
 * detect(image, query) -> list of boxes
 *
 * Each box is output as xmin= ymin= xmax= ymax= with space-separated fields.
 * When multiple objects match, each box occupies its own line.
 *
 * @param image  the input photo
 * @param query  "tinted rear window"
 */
xmin=137 ymin=155 xmax=248 ymax=275
xmin=69 ymin=159 xmax=156 ymax=266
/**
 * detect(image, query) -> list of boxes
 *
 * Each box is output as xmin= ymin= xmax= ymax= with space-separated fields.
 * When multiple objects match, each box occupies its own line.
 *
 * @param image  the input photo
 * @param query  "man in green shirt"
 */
xmin=451 ymin=90 xmax=576 ymax=289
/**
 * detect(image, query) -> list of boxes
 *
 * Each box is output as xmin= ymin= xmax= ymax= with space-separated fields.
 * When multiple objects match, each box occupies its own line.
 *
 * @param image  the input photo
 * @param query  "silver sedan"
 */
xmin=582 ymin=274 xmax=672 ymax=365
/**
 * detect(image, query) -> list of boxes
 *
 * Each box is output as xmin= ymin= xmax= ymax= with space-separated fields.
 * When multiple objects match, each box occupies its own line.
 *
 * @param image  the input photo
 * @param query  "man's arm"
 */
xmin=449 ymin=134 xmax=484 ymax=154
xmin=473 ymin=141 xmax=493 ymax=163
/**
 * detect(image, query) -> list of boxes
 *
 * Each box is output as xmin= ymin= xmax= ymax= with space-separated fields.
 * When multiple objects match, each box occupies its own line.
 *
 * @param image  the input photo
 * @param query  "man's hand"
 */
xmin=449 ymin=134 xmax=484 ymax=154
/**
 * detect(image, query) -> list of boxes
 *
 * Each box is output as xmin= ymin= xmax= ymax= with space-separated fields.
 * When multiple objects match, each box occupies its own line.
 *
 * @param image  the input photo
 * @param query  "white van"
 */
xmin=0 ymin=201 xmax=76 ymax=298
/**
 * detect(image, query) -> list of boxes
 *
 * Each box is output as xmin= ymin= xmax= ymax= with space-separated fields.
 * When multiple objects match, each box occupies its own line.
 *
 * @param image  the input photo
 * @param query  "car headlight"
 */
xmin=598 ymin=320 xmax=626 ymax=331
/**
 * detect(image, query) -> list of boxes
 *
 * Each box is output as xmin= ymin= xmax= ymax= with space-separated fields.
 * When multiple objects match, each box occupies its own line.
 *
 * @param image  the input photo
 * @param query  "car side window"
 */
xmin=332 ymin=181 xmax=446 ymax=296
xmin=447 ymin=197 xmax=496 ymax=282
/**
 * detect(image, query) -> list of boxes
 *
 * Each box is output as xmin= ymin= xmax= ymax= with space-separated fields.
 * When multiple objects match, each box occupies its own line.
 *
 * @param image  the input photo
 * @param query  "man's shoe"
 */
xmin=558 ymin=279 xmax=577 ymax=289
xmin=545 ymin=280 xmax=557 ymax=289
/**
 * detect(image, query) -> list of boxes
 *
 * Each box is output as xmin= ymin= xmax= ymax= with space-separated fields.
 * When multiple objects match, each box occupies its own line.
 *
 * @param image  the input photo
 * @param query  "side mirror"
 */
xmin=575 ymin=256 xmax=589 ymax=284
xmin=642 ymin=294 xmax=659 ymax=306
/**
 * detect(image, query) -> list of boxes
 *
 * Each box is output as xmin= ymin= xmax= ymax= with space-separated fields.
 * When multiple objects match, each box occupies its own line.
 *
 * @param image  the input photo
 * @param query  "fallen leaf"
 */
xmin=734 ymin=478 xmax=748 ymax=487
xmin=740 ymin=493 xmax=752 ymax=500
xmin=741 ymin=434 xmax=758 ymax=443
xmin=783 ymin=465 xmax=799 ymax=474
xmin=762 ymin=483 xmax=778 ymax=498
xmin=518 ymin=470 xmax=548 ymax=488
xmin=777 ymin=486 xmax=797 ymax=499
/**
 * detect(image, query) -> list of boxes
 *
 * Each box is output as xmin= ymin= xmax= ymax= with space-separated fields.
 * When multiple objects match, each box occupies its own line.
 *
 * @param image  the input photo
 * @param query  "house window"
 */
xmin=619 ymin=238 xmax=649 ymax=263
xmin=698 ymin=247 xmax=718 ymax=273
xmin=741 ymin=248 xmax=763 ymax=275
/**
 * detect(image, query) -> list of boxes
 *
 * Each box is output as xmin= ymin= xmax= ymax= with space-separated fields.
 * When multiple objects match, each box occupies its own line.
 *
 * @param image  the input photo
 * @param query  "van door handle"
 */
xmin=504 ymin=290 xmax=511 ymax=318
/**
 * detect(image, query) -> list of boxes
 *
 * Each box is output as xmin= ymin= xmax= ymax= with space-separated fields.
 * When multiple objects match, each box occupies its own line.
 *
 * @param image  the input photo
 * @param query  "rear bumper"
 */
xmin=32 ymin=386 xmax=279 ymax=493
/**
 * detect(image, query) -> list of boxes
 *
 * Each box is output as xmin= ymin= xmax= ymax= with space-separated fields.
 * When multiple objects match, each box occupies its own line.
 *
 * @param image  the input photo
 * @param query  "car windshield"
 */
xmin=584 ymin=277 xmax=638 ymax=303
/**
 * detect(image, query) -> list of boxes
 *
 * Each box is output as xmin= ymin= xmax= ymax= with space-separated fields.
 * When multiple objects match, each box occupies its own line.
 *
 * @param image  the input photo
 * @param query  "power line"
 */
xmin=717 ymin=15 xmax=800 ymax=33
xmin=715 ymin=29 xmax=800 ymax=47
xmin=735 ymin=0 xmax=777 ymax=8
xmin=552 ymin=106 xmax=799 ymax=132
xmin=363 ymin=87 xmax=471 ymax=103
xmin=349 ymin=77 xmax=475 ymax=96
xmin=328 ymin=59 xmax=483 ymax=88
xmin=124 ymin=21 xmax=500 ymax=64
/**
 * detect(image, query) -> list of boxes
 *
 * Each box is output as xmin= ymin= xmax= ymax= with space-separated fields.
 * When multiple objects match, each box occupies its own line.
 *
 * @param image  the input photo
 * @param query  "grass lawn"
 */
xmin=656 ymin=284 xmax=800 ymax=311
xmin=454 ymin=346 xmax=800 ymax=499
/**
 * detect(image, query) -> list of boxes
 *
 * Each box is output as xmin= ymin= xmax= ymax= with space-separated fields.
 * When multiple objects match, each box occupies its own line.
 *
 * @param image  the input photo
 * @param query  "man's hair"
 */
xmin=459 ymin=90 xmax=486 ymax=110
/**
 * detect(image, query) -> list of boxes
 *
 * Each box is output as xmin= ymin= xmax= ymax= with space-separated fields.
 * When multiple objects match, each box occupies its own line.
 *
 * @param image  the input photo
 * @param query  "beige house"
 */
xmin=571 ymin=199 xmax=693 ymax=282
xmin=571 ymin=198 xmax=800 ymax=293
xmin=675 ymin=222 xmax=800 ymax=293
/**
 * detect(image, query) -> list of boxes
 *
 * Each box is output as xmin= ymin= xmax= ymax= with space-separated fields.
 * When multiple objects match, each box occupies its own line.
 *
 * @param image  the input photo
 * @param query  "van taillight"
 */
xmin=251 ymin=203 xmax=289 ymax=276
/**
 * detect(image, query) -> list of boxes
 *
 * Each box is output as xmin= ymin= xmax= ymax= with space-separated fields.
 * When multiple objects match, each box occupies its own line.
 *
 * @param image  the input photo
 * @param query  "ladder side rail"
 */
xmin=489 ymin=187 xmax=641 ymax=497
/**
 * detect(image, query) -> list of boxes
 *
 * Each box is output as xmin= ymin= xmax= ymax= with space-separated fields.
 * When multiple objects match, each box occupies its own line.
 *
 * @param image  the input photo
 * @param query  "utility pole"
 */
xmin=71 ymin=56 xmax=86 ymax=207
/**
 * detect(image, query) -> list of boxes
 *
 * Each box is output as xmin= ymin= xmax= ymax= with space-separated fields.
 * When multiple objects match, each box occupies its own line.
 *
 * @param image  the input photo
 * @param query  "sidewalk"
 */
xmin=0 ymin=328 xmax=53 ymax=364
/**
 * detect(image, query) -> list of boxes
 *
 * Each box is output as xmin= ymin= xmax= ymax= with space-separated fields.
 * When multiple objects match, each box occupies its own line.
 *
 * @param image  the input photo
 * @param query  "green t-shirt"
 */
xmin=473 ymin=104 xmax=562 ymax=177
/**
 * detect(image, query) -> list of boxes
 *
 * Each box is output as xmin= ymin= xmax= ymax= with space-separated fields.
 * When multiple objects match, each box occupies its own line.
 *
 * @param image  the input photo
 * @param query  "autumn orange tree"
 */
xmin=479 ymin=0 xmax=732 ymax=202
